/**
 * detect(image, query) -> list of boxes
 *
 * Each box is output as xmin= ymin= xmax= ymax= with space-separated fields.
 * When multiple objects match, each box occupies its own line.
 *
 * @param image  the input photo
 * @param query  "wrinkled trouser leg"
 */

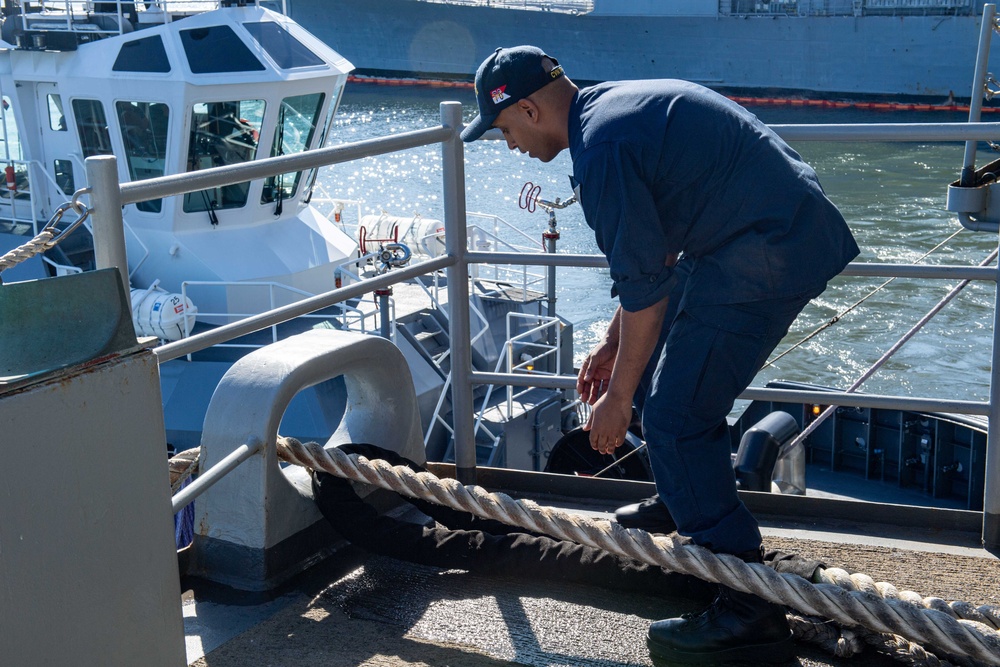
xmin=639 ymin=290 xmax=820 ymax=556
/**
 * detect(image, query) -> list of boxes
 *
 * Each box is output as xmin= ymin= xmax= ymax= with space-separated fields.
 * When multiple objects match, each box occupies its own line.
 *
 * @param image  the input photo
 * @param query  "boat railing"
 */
xmin=179 ymin=279 xmax=364 ymax=350
xmin=17 ymin=1 xmax=288 ymax=37
xmin=0 ymin=156 xmax=104 ymax=278
xmin=504 ymin=312 xmax=563 ymax=417
xmin=466 ymin=212 xmax=548 ymax=294
xmin=417 ymin=0 xmax=593 ymax=15
xmin=77 ymin=98 xmax=1000 ymax=548
xmin=330 ymin=242 xmax=496 ymax=367
xmin=723 ymin=0 xmax=972 ymax=17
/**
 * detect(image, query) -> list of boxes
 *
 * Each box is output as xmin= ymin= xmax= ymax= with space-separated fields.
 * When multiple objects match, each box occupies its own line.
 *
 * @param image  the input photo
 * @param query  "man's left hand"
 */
xmin=584 ymin=391 xmax=632 ymax=455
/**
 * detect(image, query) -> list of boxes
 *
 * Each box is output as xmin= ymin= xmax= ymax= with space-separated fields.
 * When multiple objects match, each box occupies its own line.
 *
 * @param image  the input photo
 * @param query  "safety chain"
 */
xmin=273 ymin=437 xmax=1000 ymax=666
xmin=0 ymin=189 xmax=92 ymax=275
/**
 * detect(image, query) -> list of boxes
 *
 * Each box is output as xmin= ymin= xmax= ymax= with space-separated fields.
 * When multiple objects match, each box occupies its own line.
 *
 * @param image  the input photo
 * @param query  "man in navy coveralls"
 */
xmin=461 ymin=46 xmax=859 ymax=665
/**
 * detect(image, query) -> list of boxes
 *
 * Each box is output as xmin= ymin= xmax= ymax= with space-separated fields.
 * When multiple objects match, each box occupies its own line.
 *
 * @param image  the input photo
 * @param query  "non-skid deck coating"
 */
xmin=189 ymin=531 xmax=1000 ymax=667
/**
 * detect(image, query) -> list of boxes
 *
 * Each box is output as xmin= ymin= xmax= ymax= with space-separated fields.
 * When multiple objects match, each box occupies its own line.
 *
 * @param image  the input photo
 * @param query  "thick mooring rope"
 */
xmin=0 ymin=229 xmax=56 ymax=273
xmin=274 ymin=437 xmax=1000 ymax=666
xmin=168 ymin=447 xmax=200 ymax=494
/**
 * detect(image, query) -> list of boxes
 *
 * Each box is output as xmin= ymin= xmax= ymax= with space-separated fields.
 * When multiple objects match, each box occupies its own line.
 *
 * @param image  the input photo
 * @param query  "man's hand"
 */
xmin=583 ymin=296 xmax=671 ymax=455
xmin=577 ymin=338 xmax=617 ymax=405
xmin=584 ymin=391 xmax=632 ymax=454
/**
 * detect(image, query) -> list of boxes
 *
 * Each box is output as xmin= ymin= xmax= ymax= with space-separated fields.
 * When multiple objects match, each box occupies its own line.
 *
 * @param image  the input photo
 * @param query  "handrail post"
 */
xmin=985 ymin=239 xmax=1000 ymax=554
xmin=441 ymin=101 xmax=477 ymax=484
xmin=961 ymin=3 xmax=996 ymax=186
xmin=86 ymin=155 xmax=130 ymax=309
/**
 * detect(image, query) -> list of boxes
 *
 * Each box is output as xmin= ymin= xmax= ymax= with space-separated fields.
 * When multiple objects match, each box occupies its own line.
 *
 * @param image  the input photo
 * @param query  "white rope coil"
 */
xmin=275 ymin=436 xmax=1000 ymax=666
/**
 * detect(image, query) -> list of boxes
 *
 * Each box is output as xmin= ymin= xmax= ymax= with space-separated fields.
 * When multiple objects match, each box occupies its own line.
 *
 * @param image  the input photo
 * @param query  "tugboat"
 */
xmin=0 ymin=0 xmax=576 ymax=471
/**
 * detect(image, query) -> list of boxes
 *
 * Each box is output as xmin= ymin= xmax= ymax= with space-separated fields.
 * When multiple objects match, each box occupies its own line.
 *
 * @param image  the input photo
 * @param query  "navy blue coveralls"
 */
xmin=568 ymin=80 xmax=860 ymax=556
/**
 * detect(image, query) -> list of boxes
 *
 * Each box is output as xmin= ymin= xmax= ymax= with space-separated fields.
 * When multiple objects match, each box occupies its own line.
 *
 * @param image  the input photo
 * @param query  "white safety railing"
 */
xmin=466 ymin=212 xmax=547 ymax=293
xmin=179 ymin=279 xmax=363 ymax=347
xmin=77 ymin=95 xmax=1000 ymax=548
xmin=17 ymin=1 xmax=288 ymax=39
xmin=505 ymin=312 xmax=562 ymax=417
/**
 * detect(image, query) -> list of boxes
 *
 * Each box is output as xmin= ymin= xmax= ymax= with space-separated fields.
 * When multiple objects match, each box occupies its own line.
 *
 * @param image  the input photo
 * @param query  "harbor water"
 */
xmin=317 ymin=82 xmax=998 ymax=408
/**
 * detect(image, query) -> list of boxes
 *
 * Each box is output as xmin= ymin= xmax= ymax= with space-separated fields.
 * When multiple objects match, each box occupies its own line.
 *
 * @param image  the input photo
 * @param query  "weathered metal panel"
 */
xmin=0 ymin=350 xmax=185 ymax=666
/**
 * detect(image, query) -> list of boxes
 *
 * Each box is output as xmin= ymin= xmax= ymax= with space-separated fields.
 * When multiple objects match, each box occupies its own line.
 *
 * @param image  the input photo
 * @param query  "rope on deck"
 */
xmin=168 ymin=447 xmax=200 ymax=493
xmin=274 ymin=436 xmax=1000 ymax=667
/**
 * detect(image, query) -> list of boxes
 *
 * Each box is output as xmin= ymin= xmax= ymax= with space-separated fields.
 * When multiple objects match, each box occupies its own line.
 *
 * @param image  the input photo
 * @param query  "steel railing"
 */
xmin=82 ymin=101 xmax=1000 ymax=547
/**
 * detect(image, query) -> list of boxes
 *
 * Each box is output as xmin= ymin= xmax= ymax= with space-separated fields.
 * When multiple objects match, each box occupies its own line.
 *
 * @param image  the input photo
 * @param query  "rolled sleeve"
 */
xmin=612 ymin=264 xmax=678 ymax=311
xmin=576 ymin=141 xmax=674 ymax=312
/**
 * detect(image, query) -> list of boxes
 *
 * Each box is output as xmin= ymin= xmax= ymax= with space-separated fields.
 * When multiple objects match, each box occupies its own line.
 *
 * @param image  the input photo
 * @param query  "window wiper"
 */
xmin=202 ymin=189 xmax=219 ymax=226
xmin=274 ymin=172 xmax=284 ymax=216
xmin=274 ymin=104 xmax=285 ymax=217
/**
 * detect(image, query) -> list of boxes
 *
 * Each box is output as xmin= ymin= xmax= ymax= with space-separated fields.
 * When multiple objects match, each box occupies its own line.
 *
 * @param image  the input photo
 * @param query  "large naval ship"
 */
xmin=291 ymin=0 xmax=998 ymax=100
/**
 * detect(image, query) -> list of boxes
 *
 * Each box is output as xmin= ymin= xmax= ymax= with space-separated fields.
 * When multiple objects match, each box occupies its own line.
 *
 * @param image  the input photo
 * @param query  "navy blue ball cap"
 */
xmin=461 ymin=45 xmax=564 ymax=142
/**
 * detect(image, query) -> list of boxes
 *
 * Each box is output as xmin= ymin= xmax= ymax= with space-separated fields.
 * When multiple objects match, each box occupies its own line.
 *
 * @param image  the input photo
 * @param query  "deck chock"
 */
xmin=190 ymin=329 xmax=425 ymax=591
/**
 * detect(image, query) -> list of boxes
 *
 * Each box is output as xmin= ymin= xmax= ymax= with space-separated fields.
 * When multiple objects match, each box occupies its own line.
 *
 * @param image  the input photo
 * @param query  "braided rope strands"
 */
xmin=815 ymin=568 xmax=1000 ymax=666
xmin=0 ymin=198 xmax=91 ymax=275
xmin=790 ymin=611 xmax=989 ymax=667
xmin=168 ymin=447 xmax=201 ymax=493
xmin=0 ymin=229 xmax=56 ymax=273
xmin=275 ymin=437 xmax=1000 ymax=666
xmin=818 ymin=568 xmax=1000 ymax=634
xmin=788 ymin=613 xmax=865 ymax=658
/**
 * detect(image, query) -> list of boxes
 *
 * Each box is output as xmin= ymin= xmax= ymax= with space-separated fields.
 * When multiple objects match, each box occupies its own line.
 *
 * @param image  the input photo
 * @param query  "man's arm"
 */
xmin=577 ymin=306 xmax=622 ymax=404
xmin=585 ymin=295 xmax=670 ymax=454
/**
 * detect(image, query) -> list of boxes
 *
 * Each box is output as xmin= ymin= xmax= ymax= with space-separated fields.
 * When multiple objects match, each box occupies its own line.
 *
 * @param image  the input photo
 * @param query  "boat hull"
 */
xmin=292 ymin=0 xmax=990 ymax=99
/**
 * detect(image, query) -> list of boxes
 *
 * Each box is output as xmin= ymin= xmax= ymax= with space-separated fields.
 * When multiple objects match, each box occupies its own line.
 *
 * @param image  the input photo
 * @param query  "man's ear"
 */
xmin=518 ymin=98 xmax=540 ymax=121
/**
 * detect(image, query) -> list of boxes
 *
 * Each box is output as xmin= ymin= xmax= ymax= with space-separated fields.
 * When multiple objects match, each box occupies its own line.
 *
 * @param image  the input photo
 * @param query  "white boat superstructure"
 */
xmin=0 ymin=0 xmax=577 ymax=466
xmin=0 ymin=1 xmax=356 ymax=302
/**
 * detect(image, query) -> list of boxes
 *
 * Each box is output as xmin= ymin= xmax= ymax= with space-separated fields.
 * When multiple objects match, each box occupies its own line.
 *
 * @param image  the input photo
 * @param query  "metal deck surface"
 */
xmin=183 ymin=495 xmax=999 ymax=667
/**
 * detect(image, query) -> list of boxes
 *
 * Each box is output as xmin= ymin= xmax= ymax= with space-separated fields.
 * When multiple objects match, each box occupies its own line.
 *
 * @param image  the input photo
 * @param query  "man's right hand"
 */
xmin=577 ymin=337 xmax=617 ymax=405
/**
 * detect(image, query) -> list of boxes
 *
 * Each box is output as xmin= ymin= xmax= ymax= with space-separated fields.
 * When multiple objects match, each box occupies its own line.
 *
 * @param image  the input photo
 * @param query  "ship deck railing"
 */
xmin=20 ymin=0 xmax=288 ymax=36
xmin=78 ymin=100 xmax=1000 ymax=550
xmin=177 ymin=279 xmax=369 ymax=349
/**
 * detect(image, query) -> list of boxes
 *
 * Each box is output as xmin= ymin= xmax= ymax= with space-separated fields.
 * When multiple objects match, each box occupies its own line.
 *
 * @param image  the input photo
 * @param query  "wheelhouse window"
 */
xmin=113 ymin=35 xmax=171 ymax=73
xmin=261 ymin=92 xmax=324 ymax=207
xmin=180 ymin=25 xmax=265 ymax=74
xmin=54 ymin=159 xmax=74 ymax=195
xmin=242 ymin=22 xmax=325 ymax=69
xmin=184 ymin=99 xmax=264 ymax=214
xmin=72 ymin=99 xmax=112 ymax=158
xmin=47 ymin=94 xmax=66 ymax=131
xmin=116 ymin=101 xmax=170 ymax=213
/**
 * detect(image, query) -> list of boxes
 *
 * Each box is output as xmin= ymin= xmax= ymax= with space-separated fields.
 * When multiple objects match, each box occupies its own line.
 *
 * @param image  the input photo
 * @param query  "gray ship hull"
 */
xmin=290 ymin=0 xmax=991 ymax=99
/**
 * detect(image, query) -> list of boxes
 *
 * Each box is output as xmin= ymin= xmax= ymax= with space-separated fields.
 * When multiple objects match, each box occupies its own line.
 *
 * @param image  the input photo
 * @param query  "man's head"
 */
xmin=461 ymin=46 xmax=563 ymax=142
xmin=461 ymin=45 xmax=573 ymax=160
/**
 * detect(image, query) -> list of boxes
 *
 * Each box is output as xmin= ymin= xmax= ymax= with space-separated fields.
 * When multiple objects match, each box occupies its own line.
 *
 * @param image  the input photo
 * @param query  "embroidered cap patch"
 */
xmin=491 ymin=85 xmax=511 ymax=104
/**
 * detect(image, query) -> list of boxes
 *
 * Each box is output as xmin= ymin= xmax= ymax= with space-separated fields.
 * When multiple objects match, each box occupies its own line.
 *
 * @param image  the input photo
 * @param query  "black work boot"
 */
xmin=646 ymin=550 xmax=793 ymax=665
xmin=614 ymin=493 xmax=677 ymax=534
